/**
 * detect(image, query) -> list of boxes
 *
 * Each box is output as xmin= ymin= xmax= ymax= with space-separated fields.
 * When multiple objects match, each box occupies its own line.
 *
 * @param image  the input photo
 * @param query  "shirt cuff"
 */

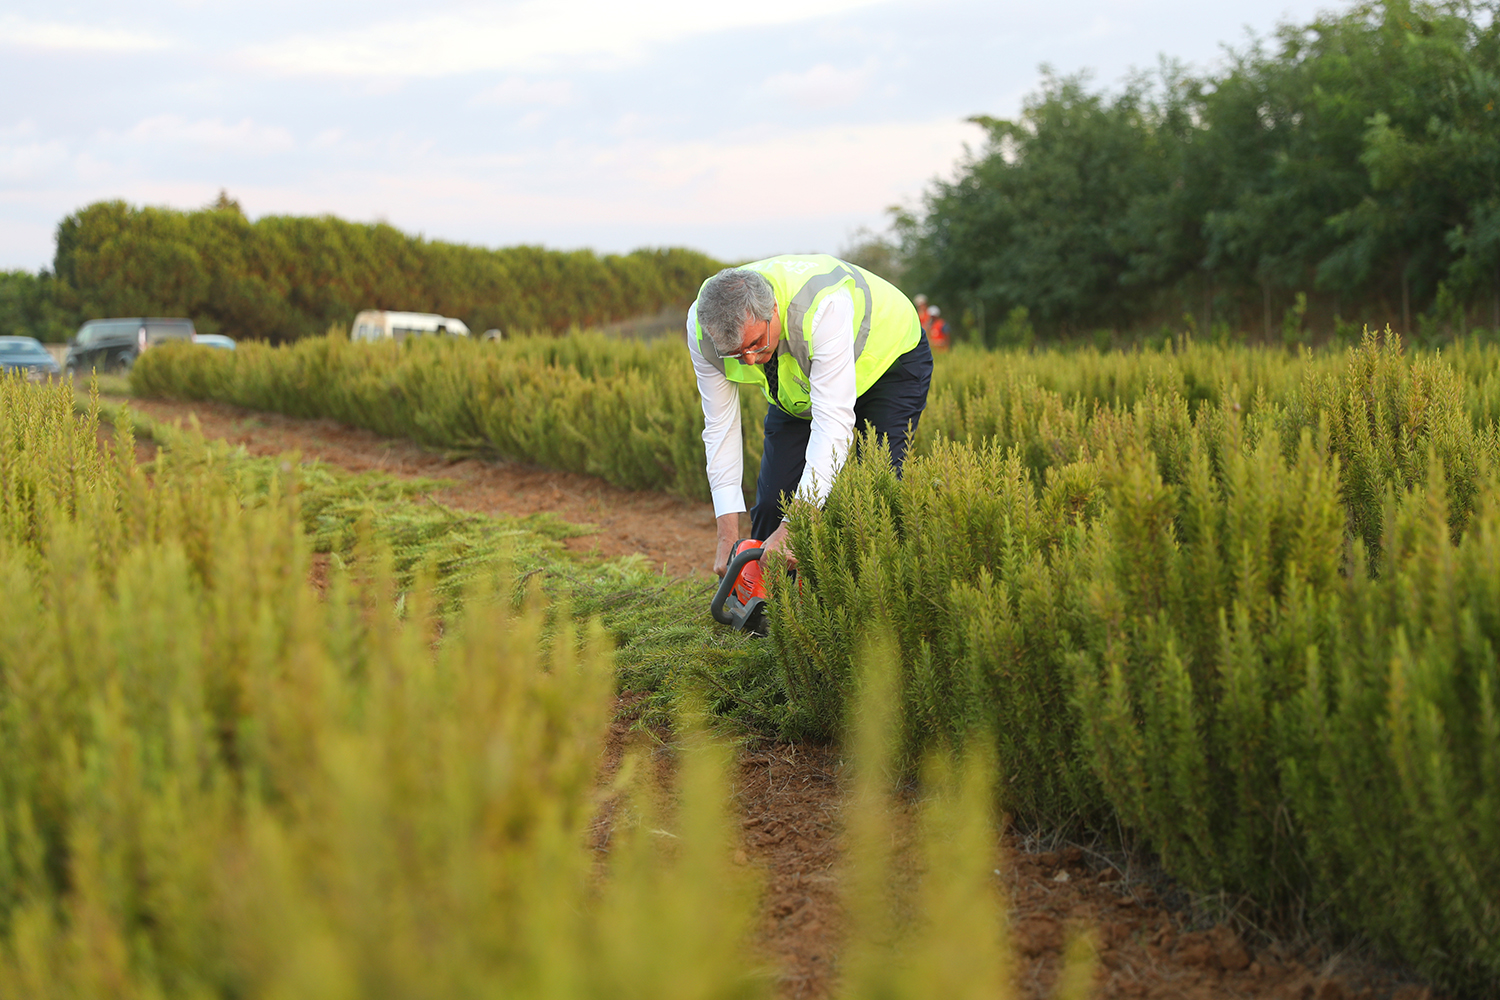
xmin=711 ymin=485 xmax=747 ymax=519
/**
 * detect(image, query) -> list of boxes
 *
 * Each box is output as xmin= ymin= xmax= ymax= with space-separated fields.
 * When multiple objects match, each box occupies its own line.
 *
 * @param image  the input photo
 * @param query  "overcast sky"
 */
xmin=1 ymin=0 xmax=1336 ymax=271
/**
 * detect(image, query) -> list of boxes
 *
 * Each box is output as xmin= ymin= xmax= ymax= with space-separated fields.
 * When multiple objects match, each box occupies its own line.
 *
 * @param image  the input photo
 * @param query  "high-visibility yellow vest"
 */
xmin=690 ymin=255 xmax=921 ymax=418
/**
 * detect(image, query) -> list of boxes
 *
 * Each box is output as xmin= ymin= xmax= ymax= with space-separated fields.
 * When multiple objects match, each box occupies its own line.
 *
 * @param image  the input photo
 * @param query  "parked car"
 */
xmin=350 ymin=310 xmax=470 ymax=342
xmin=65 ymin=317 xmax=196 ymax=376
xmin=193 ymin=333 xmax=236 ymax=350
xmin=0 ymin=337 xmax=62 ymax=380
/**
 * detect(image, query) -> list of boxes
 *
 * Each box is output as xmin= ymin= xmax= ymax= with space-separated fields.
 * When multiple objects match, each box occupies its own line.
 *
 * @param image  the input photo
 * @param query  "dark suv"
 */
xmin=65 ymin=317 xmax=196 ymax=376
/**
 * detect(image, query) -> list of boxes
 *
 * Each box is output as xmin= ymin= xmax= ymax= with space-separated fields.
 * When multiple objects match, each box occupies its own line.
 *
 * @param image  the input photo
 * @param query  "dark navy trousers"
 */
xmin=749 ymin=333 xmax=934 ymax=542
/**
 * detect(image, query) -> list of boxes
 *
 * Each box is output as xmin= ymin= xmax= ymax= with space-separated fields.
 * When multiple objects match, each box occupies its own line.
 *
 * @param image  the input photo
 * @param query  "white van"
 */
xmin=351 ymin=310 xmax=471 ymax=342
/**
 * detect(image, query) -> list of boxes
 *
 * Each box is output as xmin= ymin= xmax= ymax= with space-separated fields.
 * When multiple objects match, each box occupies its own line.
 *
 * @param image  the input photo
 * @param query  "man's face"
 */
xmin=725 ymin=306 xmax=780 ymax=364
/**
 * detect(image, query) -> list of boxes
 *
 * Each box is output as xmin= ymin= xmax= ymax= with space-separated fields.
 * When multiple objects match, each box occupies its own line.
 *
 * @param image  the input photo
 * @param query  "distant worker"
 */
xmin=914 ymin=293 xmax=931 ymax=333
xmin=689 ymin=256 xmax=932 ymax=576
xmin=927 ymin=305 xmax=949 ymax=351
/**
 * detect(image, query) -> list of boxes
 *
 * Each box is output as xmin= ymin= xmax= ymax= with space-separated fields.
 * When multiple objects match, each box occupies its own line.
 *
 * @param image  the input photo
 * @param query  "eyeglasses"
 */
xmin=722 ymin=324 xmax=773 ymax=361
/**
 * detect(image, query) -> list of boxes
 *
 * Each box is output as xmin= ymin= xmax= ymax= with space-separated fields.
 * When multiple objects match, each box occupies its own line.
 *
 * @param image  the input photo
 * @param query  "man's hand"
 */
xmin=760 ymin=521 xmax=797 ymax=572
xmin=714 ymin=513 xmax=796 ymax=576
xmin=714 ymin=513 xmax=741 ymax=578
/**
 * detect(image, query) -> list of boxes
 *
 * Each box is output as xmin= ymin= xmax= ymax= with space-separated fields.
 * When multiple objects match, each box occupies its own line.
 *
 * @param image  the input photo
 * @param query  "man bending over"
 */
xmin=687 ymin=255 xmax=932 ymax=576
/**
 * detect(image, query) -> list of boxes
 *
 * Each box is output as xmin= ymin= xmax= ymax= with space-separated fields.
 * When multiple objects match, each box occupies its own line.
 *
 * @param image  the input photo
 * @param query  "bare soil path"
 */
xmin=596 ymin=719 xmax=1434 ymax=1000
xmin=122 ymin=396 xmax=725 ymax=578
xmin=126 ymin=397 xmax=1439 ymax=1000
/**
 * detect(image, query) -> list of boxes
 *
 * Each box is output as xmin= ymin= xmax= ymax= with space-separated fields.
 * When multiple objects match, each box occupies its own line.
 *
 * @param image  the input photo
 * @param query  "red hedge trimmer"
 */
xmin=710 ymin=539 xmax=769 ymax=636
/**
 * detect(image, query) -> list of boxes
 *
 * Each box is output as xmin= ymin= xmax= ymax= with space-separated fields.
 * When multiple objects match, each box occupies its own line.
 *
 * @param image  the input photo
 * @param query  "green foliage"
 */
xmin=119 ymin=316 xmax=1500 ymax=988
xmin=1281 ymin=292 xmax=1309 ymax=346
xmin=769 ymin=434 xmax=1105 ymax=823
xmin=903 ymin=69 xmax=1189 ymax=334
xmin=96 ymin=399 xmax=759 ymax=712
xmin=132 ymin=332 xmax=767 ymax=503
xmin=993 ymin=306 xmax=1035 ymax=349
xmin=902 ymin=0 xmax=1500 ymax=340
xmin=0 ymin=270 xmax=71 ymax=342
xmin=768 ymin=333 xmax=1500 ymax=993
xmin=132 ymin=313 xmax=1500 ymax=519
xmin=47 ymin=199 xmax=723 ymax=342
xmin=1275 ymin=481 xmax=1500 ymax=986
xmin=838 ymin=634 xmax=1034 ymax=999
xmin=0 ymin=375 xmax=739 ymax=997
xmin=130 ymin=316 xmax=1338 ymax=505
xmin=0 ymin=374 xmax=1076 ymax=999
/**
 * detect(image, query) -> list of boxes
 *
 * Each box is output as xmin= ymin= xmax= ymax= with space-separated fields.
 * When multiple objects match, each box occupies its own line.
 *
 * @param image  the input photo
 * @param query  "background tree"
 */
xmin=904 ymin=70 xmax=1184 ymax=342
xmin=902 ymin=0 xmax=1500 ymax=342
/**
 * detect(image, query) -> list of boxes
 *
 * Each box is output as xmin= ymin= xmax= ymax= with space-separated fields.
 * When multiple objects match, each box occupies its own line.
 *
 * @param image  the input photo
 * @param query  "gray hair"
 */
xmin=697 ymin=267 xmax=776 ymax=354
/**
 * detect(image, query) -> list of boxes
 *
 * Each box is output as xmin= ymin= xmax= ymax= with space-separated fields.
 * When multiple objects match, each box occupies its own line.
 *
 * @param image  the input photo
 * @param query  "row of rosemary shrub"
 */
xmin=2 ymin=374 xmax=1087 ymax=998
xmin=766 ymin=331 xmax=1499 ymax=993
xmin=130 ymin=321 xmax=1500 ymax=508
xmin=90 ymin=397 xmax=764 ymax=726
xmin=131 ymin=330 xmax=768 ymax=503
xmin=128 ymin=327 xmax=1314 ymax=504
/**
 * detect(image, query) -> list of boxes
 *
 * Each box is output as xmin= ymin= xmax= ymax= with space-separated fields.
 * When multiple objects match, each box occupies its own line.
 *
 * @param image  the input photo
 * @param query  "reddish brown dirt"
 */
xmin=729 ymin=745 xmax=1439 ymax=1000
xmin=1003 ymin=847 xmax=1434 ymax=1000
xmin=120 ymin=396 xmax=726 ymax=578
xmin=589 ymin=691 xmax=663 ymax=860
xmin=97 ymin=418 xmax=160 ymax=467
xmin=587 ymin=714 xmax=1437 ymax=1000
xmin=129 ymin=400 xmax=1440 ymax=1000
xmin=735 ymin=744 xmax=845 ymax=997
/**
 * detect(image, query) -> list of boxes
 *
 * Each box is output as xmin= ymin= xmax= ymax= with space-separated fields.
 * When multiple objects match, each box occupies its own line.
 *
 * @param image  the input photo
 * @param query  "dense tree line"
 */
xmin=4 ymin=195 xmax=722 ymax=343
xmin=900 ymin=0 xmax=1500 ymax=344
xmin=0 ymin=270 xmax=72 ymax=343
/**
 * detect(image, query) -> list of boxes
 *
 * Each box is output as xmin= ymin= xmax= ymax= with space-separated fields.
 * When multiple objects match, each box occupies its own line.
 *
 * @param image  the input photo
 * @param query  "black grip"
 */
xmin=710 ymin=547 xmax=764 ymax=626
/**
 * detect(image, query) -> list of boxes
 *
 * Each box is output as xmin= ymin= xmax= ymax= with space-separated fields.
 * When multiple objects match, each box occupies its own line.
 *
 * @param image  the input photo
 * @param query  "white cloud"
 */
xmin=470 ymin=77 xmax=573 ymax=107
xmin=0 ymin=218 xmax=59 ymax=271
xmin=0 ymin=119 xmax=38 ymax=140
xmin=617 ymin=118 xmax=983 ymax=222
xmin=1085 ymin=14 xmax=1123 ymax=39
xmin=0 ymin=15 xmax=171 ymax=52
xmin=72 ymin=152 xmax=117 ymax=185
xmin=607 ymin=112 xmax=654 ymax=138
xmin=761 ymin=62 xmax=874 ymax=108
xmin=329 ymin=116 xmax=983 ymax=233
xmin=75 ymin=115 xmax=978 ymax=261
xmin=121 ymin=116 xmax=297 ymax=156
xmin=0 ymin=140 xmax=71 ymax=183
xmin=243 ymin=0 xmax=886 ymax=77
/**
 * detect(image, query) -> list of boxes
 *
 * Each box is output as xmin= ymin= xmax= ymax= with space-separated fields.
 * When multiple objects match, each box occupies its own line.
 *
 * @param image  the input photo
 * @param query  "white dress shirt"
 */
xmin=688 ymin=289 xmax=858 ymax=519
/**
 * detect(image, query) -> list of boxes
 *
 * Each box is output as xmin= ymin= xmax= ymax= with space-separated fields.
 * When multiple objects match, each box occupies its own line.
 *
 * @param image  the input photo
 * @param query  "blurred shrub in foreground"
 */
xmin=1 ymin=375 xmax=1071 ymax=1000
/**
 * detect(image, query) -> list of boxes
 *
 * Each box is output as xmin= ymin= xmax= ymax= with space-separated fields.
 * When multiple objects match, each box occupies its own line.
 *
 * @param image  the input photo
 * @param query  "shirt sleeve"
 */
xmin=795 ymin=288 xmax=857 ymax=511
xmin=687 ymin=302 xmax=747 ymax=518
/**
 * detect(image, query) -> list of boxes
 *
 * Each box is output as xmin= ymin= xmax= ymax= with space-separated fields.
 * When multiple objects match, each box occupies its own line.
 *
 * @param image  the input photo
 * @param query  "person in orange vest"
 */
xmin=927 ymin=305 xmax=950 ymax=351
xmin=914 ymin=293 xmax=930 ymax=333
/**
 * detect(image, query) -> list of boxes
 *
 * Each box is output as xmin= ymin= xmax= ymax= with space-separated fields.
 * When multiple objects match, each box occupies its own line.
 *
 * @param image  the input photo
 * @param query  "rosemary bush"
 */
xmin=132 ymin=332 xmax=767 ymax=503
xmin=772 ymin=333 xmax=1500 ymax=992
xmin=1 ymin=375 xmax=1063 ymax=999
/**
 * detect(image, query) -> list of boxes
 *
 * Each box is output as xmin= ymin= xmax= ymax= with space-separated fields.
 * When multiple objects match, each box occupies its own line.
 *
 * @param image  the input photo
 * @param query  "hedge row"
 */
xmin=132 ymin=332 xmax=768 ymax=503
xmin=51 ymin=199 xmax=723 ymax=342
xmin=133 ymin=323 xmax=1500 ymax=508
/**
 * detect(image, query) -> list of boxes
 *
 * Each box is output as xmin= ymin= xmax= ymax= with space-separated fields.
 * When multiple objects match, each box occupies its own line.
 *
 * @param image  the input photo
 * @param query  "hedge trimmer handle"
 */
xmin=710 ymin=546 xmax=764 ymax=627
